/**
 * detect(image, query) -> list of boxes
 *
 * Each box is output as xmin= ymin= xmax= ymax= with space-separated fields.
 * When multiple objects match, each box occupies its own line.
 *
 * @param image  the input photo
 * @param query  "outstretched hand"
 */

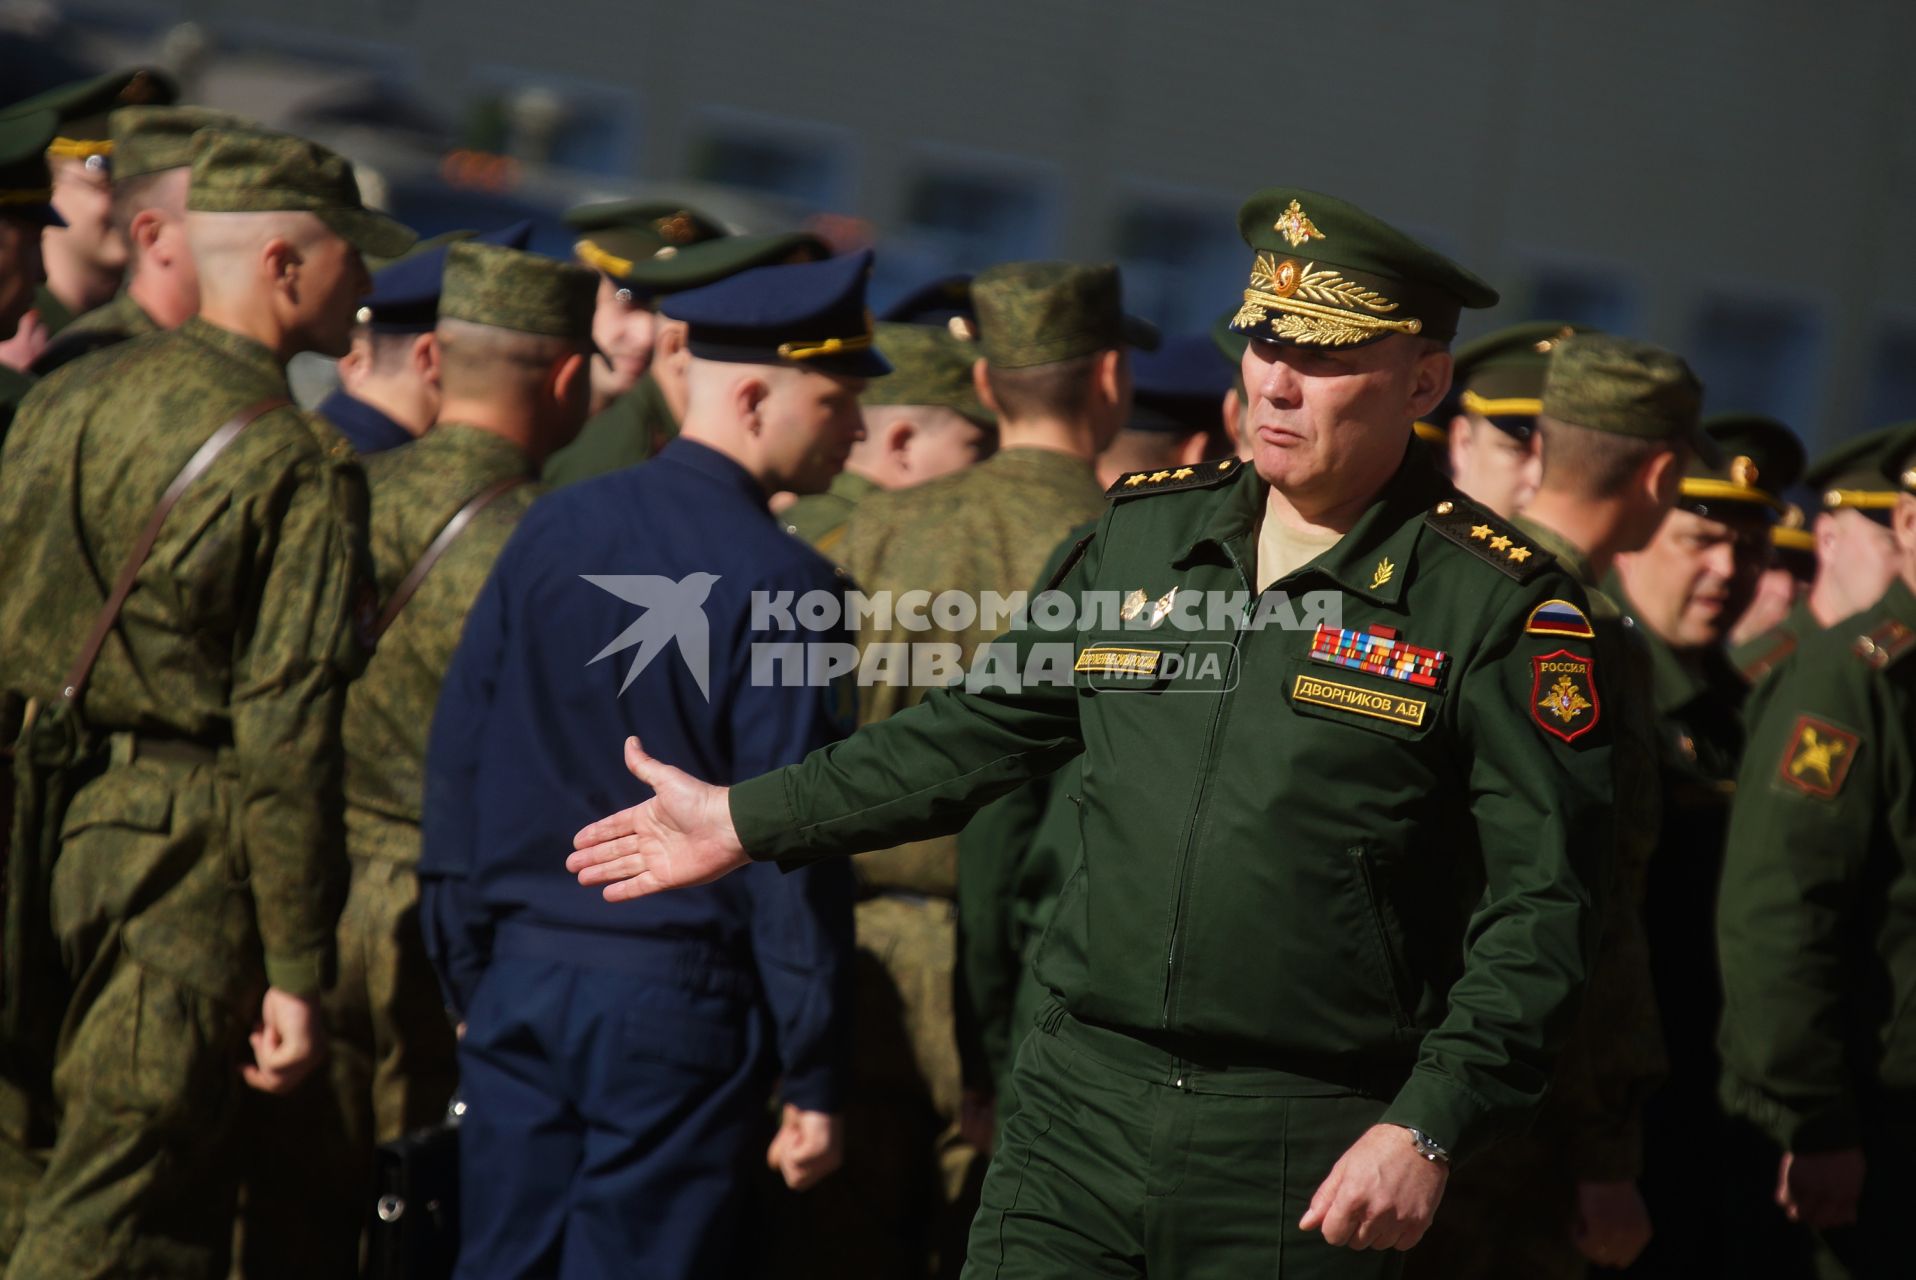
xmin=568 ymin=736 xmax=751 ymax=901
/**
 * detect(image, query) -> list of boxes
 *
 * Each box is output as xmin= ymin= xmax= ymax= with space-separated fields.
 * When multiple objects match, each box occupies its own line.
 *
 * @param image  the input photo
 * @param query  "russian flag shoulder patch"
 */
xmin=1525 ymin=598 xmax=1595 ymax=639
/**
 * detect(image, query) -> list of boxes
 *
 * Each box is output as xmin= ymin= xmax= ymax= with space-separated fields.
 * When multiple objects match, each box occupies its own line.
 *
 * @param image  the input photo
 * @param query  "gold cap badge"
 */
xmin=1275 ymin=199 xmax=1324 ymax=248
xmin=1730 ymin=455 xmax=1759 ymax=488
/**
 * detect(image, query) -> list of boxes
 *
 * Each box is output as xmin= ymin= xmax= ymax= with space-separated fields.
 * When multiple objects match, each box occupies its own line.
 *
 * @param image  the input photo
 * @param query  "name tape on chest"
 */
xmin=1290 ymin=673 xmax=1429 ymax=728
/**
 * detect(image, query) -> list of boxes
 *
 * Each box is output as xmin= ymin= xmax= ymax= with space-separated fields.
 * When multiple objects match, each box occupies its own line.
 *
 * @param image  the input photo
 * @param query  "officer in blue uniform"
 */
xmin=318 ymin=220 xmax=533 ymax=453
xmin=419 ymin=249 xmax=888 ymax=1278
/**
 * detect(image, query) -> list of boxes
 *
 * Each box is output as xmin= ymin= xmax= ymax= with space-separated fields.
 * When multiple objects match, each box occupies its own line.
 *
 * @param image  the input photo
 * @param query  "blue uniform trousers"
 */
xmin=454 ymin=924 xmax=769 ymax=1280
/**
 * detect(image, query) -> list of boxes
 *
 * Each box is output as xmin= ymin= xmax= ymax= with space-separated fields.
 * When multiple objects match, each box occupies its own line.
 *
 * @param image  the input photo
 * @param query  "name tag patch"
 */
xmin=1075 ymin=646 xmax=1163 ymax=677
xmin=1291 ymin=673 xmax=1429 ymax=727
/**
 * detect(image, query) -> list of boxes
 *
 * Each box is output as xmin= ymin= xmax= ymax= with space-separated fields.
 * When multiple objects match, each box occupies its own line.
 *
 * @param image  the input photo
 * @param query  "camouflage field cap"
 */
xmin=1805 ymin=421 xmax=1916 ymax=521
xmin=0 ymin=108 xmax=62 ymax=226
xmin=1540 ymin=333 xmax=1717 ymax=464
xmin=860 ymin=322 xmax=989 ymax=423
xmin=1 ymin=68 xmax=176 ymax=167
xmin=1228 ymin=188 xmax=1497 ymax=348
xmin=109 ymin=106 xmax=252 ymax=183
xmin=972 ymin=261 xmax=1159 ymax=369
xmin=1446 ymin=321 xmax=1585 ymax=442
xmin=186 ymin=128 xmax=415 ymax=260
xmin=439 ymin=241 xmax=597 ymax=341
xmin=1675 ymin=414 xmax=1804 ymax=522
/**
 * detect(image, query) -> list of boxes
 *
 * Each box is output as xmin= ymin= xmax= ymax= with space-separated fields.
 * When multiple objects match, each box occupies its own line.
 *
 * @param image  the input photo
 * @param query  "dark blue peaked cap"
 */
xmin=880 ymin=273 xmax=974 ymax=328
xmin=358 ymin=219 xmax=536 ymax=333
xmin=1129 ymin=333 xmax=1233 ymax=434
xmin=661 ymin=248 xmax=891 ymax=379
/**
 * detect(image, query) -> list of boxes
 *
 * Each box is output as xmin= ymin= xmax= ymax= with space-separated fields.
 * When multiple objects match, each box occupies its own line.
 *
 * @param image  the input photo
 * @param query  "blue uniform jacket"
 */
xmin=419 ymin=438 xmax=857 ymax=1112
xmin=318 ymin=389 xmax=415 ymax=455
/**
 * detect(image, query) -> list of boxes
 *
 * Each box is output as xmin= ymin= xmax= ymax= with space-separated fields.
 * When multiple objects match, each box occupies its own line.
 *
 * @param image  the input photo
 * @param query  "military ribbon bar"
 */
xmin=1307 ymin=624 xmax=1448 ymax=689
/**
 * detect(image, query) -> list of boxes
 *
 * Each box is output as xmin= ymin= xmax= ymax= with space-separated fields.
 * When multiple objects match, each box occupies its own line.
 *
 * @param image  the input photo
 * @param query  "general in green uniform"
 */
xmin=1717 ymin=436 xmax=1916 ymax=1280
xmin=0 ymin=127 xmax=410 ymax=1277
xmin=572 ymin=188 xmax=1618 ymax=1279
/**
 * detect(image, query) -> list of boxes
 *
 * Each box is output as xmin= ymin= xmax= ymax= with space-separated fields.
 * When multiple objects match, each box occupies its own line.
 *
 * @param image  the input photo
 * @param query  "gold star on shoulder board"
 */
xmin=1488 ymin=534 xmax=1513 ymax=552
xmin=1507 ymin=546 xmax=1532 ymax=563
xmin=1172 ymin=467 xmax=1195 ymax=480
xmin=1470 ymin=523 xmax=1493 ymax=540
xmin=1148 ymin=470 xmax=1173 ymax=482
xmin=1123 ymin=473 xmax=1149 ymax=487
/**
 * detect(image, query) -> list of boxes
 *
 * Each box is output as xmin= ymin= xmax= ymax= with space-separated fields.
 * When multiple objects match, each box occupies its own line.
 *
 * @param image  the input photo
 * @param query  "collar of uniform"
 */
xmin=983 ymin=444 xmax=1100 ymax=489
xmin=318 ymin=389 xmax=413 ymax=454
xmin=1511 ymin=514 xmax=1593 ymax=588
xmin=653 ymin=435 xmax=771 ymax=508
xmin=829 ymin=468 xmax=880 ymax=504
xmin=1882 ymin=575 xmax=1916 ymax=631
xmin=422 ymin=422 xmax=538 ymax=478
xmin=180 ymin=315 xmax=289 ymax=391
xmin=1628 ymin=613 xmax=1742 ymax=719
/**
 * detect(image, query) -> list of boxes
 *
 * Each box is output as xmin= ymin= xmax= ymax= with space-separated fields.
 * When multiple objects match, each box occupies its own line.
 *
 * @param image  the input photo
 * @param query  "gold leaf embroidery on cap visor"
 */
xmin=1234 ymin=252 xmax=1424 ymax=347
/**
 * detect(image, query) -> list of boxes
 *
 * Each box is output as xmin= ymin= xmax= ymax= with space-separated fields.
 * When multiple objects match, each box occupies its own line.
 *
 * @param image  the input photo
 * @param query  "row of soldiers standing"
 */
xmin=0 ymin=63 xmax=1913 ymax=1280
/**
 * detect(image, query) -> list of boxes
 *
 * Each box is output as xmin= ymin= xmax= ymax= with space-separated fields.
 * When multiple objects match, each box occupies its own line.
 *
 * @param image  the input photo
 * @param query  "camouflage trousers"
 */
xmin=766 ymin=894 xmax=986 ymax=1280
xmin=4 ymin=925 xmax=248 ymax=1280
xmin=236 ymin=853 xmax=458 ymax=1279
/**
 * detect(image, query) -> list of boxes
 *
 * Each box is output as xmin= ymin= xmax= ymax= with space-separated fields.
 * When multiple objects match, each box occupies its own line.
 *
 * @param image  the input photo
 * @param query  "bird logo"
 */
xmin=583 ymin=573 xmax=720 ymax=699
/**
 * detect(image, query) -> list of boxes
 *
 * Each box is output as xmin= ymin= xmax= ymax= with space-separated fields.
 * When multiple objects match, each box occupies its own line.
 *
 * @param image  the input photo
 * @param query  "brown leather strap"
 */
xmin=60 ymin=397 xmax=290 ymax=703
xmin=370 ymin=475 xmax=530 ymax=642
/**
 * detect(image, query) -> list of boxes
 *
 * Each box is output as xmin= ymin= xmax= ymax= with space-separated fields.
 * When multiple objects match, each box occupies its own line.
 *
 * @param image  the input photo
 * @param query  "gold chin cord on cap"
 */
xmin=1824 ymin=488 xmax=1900 ymax=511
xmin=1680 ymin=477 xmax=1785 ymax=513
xmin=46 ymin=138 xmax=113 ymax=161
xmin=1232 ymin=251 xmax=1423 ymax=347
xmin=1460 ymin=391 xmax=1543 ymax=418
xmin=0 ymin=188 xmax=54 ymax=205
xmin=777 ymin=333 xmax=874 ymax=362
xmin=573 ymin=238 xmax=635 ymax=280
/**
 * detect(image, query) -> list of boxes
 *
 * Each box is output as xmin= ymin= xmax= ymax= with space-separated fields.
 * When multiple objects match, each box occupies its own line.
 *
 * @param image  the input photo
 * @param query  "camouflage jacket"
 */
xmin=31 ymin=290 xmax=160 ymax=376
xmin=782 ymin=469 xmax=878 ymax=560
xmin=836 ymin=446 xmax=1106 ymax=895
xmin=0 ymin=316 xmax=373 ymax=999
xmin=345 ymin=424 xmax=539 ymax=863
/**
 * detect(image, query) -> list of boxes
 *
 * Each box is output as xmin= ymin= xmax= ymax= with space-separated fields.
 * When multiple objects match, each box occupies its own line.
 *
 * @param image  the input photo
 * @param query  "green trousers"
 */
xmin=964 ymin=1003 xmax=1406 ymax=1280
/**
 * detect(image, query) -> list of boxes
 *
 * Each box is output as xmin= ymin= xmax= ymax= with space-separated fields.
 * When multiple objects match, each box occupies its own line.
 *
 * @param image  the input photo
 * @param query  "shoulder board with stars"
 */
xmin=1107 ymin=456 xmax=1244 ymax=500
xmin=1851 ymin=617 xmax=1916 ymax=670
xmin=1423 ymin=499 xmax=1553 ymax=583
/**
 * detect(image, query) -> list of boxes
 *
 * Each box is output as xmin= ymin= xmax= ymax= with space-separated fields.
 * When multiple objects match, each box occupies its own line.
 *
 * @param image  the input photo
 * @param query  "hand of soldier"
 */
xmin=1571 ymin=1178 xmax=1653 ymax=1268
xmin=766 ymin=1104 xmax=843 ymax=1191
xmin=1775 ymin=1148 xmax=1865 ymax=1229
xmin=1298 ymin=1124 xmax=1448 ymax=1251
xmin=568 ymin=735 xmax=751 ymax=901
xmin=242 ymin=988 xmax=326 ymax=1094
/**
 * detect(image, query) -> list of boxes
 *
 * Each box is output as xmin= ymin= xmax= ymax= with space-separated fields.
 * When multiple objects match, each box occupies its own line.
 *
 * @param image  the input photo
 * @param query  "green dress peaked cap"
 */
xmin=861 ymin=322 xmax=990 ymax=424
xmin=1806 ymin=421 xmax=1916 ymax=516
xmin=1 ymin=67 xmax=177 ymax=151
xmin=186 ymin=127 xmax=416 ymax=260
xmin=1228 ymin=187 xmax=1497 ymax=348
xmin=439 ymin=241 xmax=597 ymax=340
xmin=565 ymin=198 xmax=827 ymax=296
xmin=1541 ymin=332 xmax=1717 ymax=463
xmin=1675 ymin=413 xmax=1805 ymax=520
xmin=972 ymin=261 xmax=1159 ymax=370
xmin=0 ymin=108 xmax=61 ymax=225
xmin=109 ymin=105 xmax=253 ymax=182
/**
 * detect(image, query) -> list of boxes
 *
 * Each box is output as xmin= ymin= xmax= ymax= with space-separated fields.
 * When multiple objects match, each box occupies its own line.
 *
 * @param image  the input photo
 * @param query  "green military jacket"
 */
xmin=734 ymin=450 xmax=1615 ymax=1159
xmin=0 ymin=317 xmax=373 ymax=1000
xmin=343 ymin=425 xmax=540 ymax=864
xmin=1729 ymin=597 xmax=1819 ymax=686
xmin=1508 ymin=516 xmax=1668 ymax=1178
xmin=1718 ymin=578 xmax=1916 ymax=1152
xmin=541 ymin=372 xmax=675 ymax=486
xmin=781 ymin=469 xmax=879 ymax=559
xmin=836 ymin=446 xmax=1106 ymax=896
xmin=32 ymin=289 xmax=160 ymax=374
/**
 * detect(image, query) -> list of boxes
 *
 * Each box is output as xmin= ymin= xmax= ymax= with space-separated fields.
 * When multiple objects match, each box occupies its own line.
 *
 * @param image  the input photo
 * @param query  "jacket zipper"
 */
xmin=1160 ymin=543 xmax=1252 ymax=1028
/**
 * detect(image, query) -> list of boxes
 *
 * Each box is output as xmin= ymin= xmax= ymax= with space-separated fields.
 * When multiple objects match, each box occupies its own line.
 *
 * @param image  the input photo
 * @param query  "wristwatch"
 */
xmin=1405 ymin=1127 xmax=1451 ymax=1164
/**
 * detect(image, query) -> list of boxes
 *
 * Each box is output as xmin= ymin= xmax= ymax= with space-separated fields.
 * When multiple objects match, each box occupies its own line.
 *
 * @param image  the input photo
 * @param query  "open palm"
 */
xmin=568 ymin=736 xmax=751 ymax=901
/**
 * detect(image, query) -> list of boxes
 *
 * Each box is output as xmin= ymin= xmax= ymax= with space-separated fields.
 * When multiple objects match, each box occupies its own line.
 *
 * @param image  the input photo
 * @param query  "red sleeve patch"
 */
xmin=1531 ymin=649 xmax=1601 ymax=743
xmin=1776 ymin=715 xmax=1860 ymax=799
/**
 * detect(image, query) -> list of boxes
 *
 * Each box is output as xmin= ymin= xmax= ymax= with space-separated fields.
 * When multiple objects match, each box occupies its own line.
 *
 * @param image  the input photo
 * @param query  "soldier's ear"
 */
xmin=1405 ymin=344 xmax=1452 ymax=421
xmin=1894 ymin=494 xmax=1916 ymax=560
xmin=971 ymin=358 xmax=997 ymax=417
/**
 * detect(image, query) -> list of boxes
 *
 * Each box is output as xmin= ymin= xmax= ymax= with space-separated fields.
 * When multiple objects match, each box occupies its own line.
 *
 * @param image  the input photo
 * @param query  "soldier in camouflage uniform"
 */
xmin=240 ymin=242 xmax=596 ymax=1278
xmin=0 ymin=126 xmax=410 ymax=1278
xmin=0 ymin=110 xmax=58 ymax=446
xmin=775 ymin=262 xmax=1154 ymax=1280
xmin=29 ymin=106 xmax=248 ymax=376
xmin=781 ymin=321 xmax=995 ymax=557
xmin=1409 ymin=334 xmax=1714 ymax=1277
xmin=543 ymin=202 xmax=825 ymax=485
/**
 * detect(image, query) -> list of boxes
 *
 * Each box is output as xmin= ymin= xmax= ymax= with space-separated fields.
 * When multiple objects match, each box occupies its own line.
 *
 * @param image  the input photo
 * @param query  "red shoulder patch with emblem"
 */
xmin=1531 ymin=649 xmax=1600 ymax=743
xmin=1776 ymin=714 xmax=1860 ymax=799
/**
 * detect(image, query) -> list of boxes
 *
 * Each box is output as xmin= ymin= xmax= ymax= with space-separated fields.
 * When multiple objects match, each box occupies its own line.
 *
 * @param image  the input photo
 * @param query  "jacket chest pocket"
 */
xmin=1278 ymin=652 xmax=1445 ymax=742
